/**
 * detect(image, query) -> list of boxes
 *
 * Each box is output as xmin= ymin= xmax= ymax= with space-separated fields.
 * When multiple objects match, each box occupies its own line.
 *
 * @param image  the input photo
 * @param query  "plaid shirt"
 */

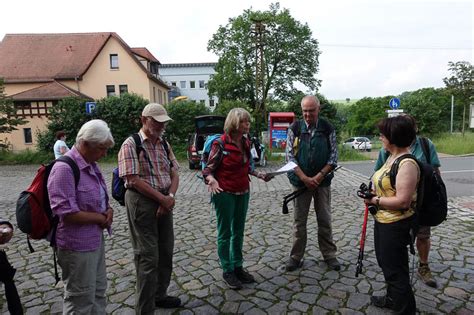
xmin=118 ymin=129 xmax=179 ymax=192
xmin=48 ymin=146 xmax=109 ymax=251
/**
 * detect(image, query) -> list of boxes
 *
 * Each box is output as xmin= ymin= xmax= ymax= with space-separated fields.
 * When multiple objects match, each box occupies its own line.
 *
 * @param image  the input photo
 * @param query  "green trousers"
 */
xmin=213 ymin=192 xmax=250 ymax=273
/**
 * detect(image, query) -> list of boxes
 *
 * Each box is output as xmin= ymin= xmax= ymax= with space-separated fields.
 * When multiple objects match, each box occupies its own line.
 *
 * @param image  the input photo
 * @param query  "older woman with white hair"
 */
xmin=47 ymin=119 xmax=114 ymax=314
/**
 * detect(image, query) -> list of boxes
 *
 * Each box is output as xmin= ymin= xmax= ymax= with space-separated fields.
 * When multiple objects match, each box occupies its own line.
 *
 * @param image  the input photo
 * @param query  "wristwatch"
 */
xmin=169 ymin=193 xmax=175 ymax=198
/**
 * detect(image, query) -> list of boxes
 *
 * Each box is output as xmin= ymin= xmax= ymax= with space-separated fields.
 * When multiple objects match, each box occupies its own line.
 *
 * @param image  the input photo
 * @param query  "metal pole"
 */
xmin=451 ymin=95 xmax=454 ymax=133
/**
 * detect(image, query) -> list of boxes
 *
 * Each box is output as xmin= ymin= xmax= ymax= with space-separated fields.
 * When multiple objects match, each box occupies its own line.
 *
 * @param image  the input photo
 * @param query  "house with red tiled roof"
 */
xmin=0 ymin=32 xmax=169 ymax=151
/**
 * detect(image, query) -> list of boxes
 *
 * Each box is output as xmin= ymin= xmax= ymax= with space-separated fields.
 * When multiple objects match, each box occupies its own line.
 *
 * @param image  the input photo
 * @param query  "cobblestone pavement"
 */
xmin=1 ymin=163 xmax=473 ymax=314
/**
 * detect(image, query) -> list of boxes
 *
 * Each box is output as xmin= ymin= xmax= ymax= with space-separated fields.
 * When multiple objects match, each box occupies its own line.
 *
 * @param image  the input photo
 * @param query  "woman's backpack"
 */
xmin=390 ymin=147 xmax=448 ymax=227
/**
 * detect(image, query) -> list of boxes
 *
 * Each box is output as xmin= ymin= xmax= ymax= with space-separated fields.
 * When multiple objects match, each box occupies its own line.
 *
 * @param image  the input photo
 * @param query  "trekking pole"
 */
xmin=355 ymin=182 xmax=377 ymax=277
xmin=282 ymin=188 xmax=307 ymax=214
xmin=355 ymin=203 xmax=369 ymax=277
xmin=282 ymin=166 xmax=341 ymax=214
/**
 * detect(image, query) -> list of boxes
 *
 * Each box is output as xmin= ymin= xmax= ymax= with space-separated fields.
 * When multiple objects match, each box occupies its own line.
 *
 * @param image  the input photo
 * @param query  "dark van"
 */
xmin=187 ymin=115 xmax=225 ymax=169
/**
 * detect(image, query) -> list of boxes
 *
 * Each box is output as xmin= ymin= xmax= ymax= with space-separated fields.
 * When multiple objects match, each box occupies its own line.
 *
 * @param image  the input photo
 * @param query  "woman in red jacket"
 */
xmin=202 ymin=108 xmax=271 ymax=289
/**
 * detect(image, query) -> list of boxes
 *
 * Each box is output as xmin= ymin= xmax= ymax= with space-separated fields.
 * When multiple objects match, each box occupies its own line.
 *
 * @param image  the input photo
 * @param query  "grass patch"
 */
xmin=433 ymin=132 xmax=474 ymax=155
xmin=268 ymin=146 xmax=371 ymax=163
xmin=338 ymin=146 xmax=371 ymax=161
xmin=0 ymin=150 xmax=53 ymax=165
xmin=171 ymin=143 xmax=187 ymax=161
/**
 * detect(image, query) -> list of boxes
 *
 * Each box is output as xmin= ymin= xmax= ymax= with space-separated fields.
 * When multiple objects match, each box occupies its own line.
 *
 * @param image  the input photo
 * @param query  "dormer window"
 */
xmin=110 ymin=54 xmax=119 ymax=69
xmin=150 ymin=62 xmax=159 ymax=75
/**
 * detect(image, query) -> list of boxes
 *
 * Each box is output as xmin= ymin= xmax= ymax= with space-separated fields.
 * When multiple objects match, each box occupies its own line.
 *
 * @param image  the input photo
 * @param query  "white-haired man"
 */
xmin=118 ymin=103 xmax=180 ymax=313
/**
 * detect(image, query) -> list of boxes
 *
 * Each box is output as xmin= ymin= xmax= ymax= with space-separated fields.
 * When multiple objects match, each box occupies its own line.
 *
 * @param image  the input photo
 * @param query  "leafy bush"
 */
xmin=165 ymin=100 xmax=210 ymax=144
xmin=0 ymin=149 xmax=52 ymax=164
xmin=36 ymin=97 xmax=90 ymax=152
xmin=94 ymin=93 xmax=148 ymax=152
xmin=213 ymin=100 xmax=251 ymax=117
xmin=37 ymin=94 xmax=149 ymax=154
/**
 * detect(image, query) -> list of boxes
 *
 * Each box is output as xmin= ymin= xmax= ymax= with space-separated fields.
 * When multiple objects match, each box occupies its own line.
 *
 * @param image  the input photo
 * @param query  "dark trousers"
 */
xmin=0 ymin=251 xmax=23 ymax=315
xmin=125 ymin=189 xmax=174 ymax=315
xmin=374 ymin=218 xmax=416 ymax=315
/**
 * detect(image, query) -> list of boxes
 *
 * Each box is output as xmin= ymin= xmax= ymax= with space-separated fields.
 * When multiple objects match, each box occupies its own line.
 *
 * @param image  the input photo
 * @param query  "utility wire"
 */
xmin=320 ymin=43 xmax=472 ymax=50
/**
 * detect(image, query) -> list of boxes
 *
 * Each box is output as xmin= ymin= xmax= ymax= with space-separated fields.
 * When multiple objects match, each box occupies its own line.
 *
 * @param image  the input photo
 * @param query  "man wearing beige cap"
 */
xmin=118 ymin=103 xmax=181 ymax=313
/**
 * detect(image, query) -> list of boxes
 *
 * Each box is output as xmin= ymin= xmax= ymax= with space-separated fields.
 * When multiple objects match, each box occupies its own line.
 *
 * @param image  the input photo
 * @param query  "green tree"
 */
xmin=207 ymin=2 xmax=321 ymax=114
xmin=346 ymin=97 xmax=390 ymax=136
xmin=95 ymin=93 xmax=149 ymax=151
xmin=266 ymin=98 xmax=288 ymax=113
xmin=36 ymin=97 xmax=89 ymax=153
xmin=286 ymin=93 xmax=343 ymax=138
xmin=213 ymin=100 xmax=251 ymax=118
xmin=443 ymin=61 xmax=474 ymax=135
xmin=0 ymin=78 xmax=26 ymax=149
xmin=165 ymin=100 xmax=210 ymax=143
xmin=400 ymin=88 xmax=452 ymax=135
xmin=37 ymin=93 xmax=150 ymax=153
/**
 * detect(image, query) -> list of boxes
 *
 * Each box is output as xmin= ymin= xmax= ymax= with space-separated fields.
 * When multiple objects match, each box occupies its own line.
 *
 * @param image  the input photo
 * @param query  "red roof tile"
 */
xmin=0 ymin=32 xmax=169 ymax=89
xmin=10 ymin=81 xmax=92 ymax=101
xmin=131 ymin=47 xmax=160 ymax=63
xmin=0 ymin=33 xmax=113 ymax=81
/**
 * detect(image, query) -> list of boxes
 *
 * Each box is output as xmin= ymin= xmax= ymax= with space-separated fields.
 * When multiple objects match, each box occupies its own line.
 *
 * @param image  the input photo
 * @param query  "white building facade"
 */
xmin=159 ymin=62 xmax=219 ymax=109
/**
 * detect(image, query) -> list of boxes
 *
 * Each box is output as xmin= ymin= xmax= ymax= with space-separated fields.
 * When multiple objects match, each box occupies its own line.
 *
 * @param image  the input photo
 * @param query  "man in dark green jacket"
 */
xmin=284 ymin=95 xmax=340 ymax=272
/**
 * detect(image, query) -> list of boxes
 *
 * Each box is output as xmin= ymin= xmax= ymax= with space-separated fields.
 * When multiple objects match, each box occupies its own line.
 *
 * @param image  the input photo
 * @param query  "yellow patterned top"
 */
xmin=372 ymin=157 xmax=419 ymax=223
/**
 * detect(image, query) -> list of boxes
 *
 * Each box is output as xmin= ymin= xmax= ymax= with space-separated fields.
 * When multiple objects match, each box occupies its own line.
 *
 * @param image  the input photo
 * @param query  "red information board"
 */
xmin=268 ymin=112 xmax=296 ymax=149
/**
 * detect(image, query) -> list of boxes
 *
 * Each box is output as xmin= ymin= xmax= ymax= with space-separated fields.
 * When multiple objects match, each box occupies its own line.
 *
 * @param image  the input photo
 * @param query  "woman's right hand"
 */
xmin=207 ymin=176 xmax=223 ymax=194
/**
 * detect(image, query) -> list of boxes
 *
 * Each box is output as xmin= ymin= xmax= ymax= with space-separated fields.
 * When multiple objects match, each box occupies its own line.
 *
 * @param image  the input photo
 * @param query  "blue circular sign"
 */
xmin=389 ymin=98 xmax=401 ymax=109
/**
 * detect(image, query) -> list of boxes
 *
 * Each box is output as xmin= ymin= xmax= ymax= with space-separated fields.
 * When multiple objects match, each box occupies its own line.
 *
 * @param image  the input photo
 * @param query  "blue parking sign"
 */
xmin=85 ymin=102 xmax=96 ymax=115
xmin=389 ymin=98 xmax=400 ymax=109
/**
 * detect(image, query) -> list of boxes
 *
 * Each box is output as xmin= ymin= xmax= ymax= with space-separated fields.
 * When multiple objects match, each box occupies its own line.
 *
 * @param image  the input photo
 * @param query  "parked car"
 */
xmin=343 ymin=137 xmax=372 ymax=151
xmin=187 ymin=115 xmax=225 ymax=169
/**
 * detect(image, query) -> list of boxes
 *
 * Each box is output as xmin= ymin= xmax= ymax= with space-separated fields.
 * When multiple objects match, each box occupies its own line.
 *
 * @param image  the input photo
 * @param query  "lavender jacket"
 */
xmin=47 ymin=147 xmax=109 ymax=252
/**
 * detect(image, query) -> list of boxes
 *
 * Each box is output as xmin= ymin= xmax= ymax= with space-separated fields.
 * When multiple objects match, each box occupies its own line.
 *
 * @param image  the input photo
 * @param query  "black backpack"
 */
xmin=112 ymin=134 xmax=172 ymax=206
xmin=389 ymin=138 xmax=448 ymax=226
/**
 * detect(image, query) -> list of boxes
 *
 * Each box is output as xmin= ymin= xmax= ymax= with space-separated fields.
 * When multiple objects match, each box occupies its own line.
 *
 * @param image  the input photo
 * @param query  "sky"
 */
xmin=0 ymin=0 xmax=472 ymax=100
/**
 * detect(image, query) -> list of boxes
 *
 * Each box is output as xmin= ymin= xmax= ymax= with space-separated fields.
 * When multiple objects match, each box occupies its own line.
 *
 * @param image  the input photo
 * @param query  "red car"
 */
xmin=187 ymin=115 xmax=225 ymax=169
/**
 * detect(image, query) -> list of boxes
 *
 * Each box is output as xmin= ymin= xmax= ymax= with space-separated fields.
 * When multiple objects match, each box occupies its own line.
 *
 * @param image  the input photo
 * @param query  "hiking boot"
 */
xmin=234 ymin=266 xmax=256 ymax=283
xmin=223 ymin=271 xmax=243 ymax=289
xmin=371 ymin=295 xmax=395 ymax=310
xmin=155 ymin=295 xmax=181 ymax=308
xmin=325 ymin=257 xmax=341 ymax=271
xmin=285 ymin=258 xmax=303 ymax=271
xmin=418 ymin=263 xmax=437 ymax=288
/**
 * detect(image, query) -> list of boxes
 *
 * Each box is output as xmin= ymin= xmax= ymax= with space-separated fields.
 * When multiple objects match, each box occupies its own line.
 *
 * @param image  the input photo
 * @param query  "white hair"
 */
xmin=76 ymin=119 xmax=114 ymax=147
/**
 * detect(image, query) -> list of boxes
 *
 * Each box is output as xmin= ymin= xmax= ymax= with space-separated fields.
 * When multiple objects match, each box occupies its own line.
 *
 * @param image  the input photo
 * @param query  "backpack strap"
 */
xmin=290 ymin=120 xmax=301 ymax=138
xmin=56 ymin=156 xmax=80 ymax=186
xmin=131 ymin=133 xmax=173 ymax=173
xmin=214 ymin=135 xmax=227 ymax=166
xmin=131 ymin=133 xmax=143 ymax=156
xmin=389 ymin=153 xmax=416 ymax=188
xmin=420 ymin=137 xmax=431 ymax=165
xmin=161 ymin=137 xmax=173 ymax=168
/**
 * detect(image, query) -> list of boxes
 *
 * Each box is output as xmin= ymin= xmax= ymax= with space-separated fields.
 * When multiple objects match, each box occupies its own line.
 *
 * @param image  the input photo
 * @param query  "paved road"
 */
xmin=341 ymin=156 xmax=474 ymax=197
xmin=1 ymin=163 xmax=473 ymax=314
